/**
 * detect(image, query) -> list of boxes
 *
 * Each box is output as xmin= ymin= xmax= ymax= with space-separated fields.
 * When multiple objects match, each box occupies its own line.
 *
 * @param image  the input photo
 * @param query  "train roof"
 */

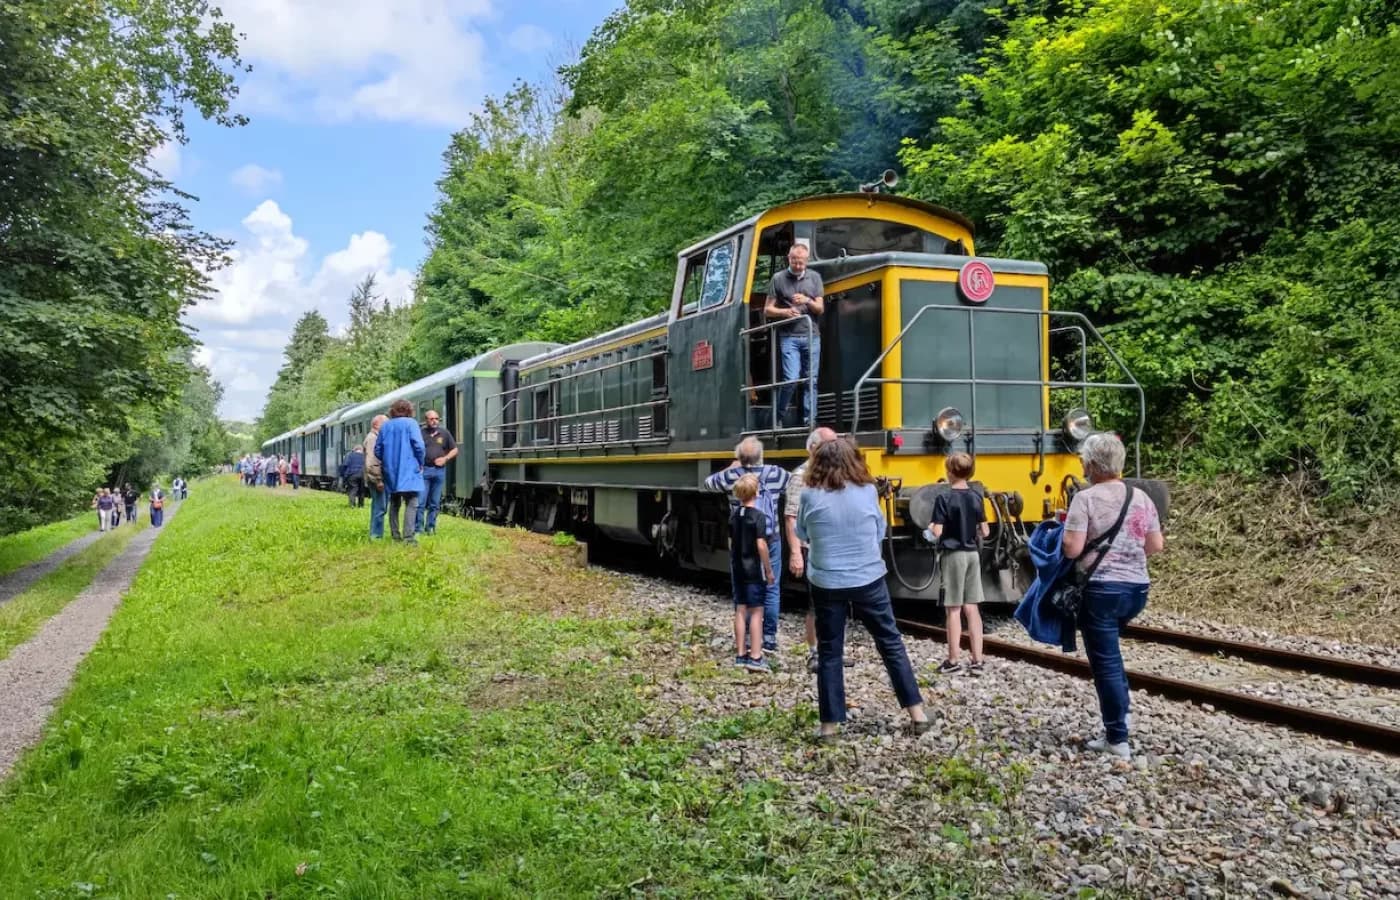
xmin=260 ymin=428 xmax=298 ymax=449
xmin=334 ymin=340 xmax=560 ymax=424
xmin=517 ymin=312 xmax=668 ymax=371
xmin=676 ymin=192 xmax=977 ymax=259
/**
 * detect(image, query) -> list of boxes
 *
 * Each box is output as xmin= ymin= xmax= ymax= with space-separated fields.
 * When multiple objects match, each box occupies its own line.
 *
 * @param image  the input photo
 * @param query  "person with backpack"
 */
xmin=122 ymin=484 xmax=139 ymax=524
xmin=1062 ymin=433 xmax=1164 ymax=761
xmin=150 ymin=483 xmax=166 ymax=527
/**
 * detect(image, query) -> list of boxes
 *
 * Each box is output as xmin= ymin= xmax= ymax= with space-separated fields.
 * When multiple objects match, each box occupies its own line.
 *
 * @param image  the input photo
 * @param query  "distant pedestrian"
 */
xmin=172 ymin=476 xmax=187 ymax=500
xmin=363 ymin=414 xmax=389 ymax=539
xmin=797 ymin=439 xmax=930 ymax=742
xmin=341 ymin=445 xmax=366 ymax=507
xmin=924 ymin=452 xmax=989 ymax=675
xmin=415 ymin=410 xmax=457 ymax=535
xmin=149 ymin=484 xmax=166 ymax=528
xmin=729 ymin=474 xmax=775 ymax=672
xmin=289 ymin=454 xmax=300 ymax=490
xmin=94 ymin=489 xmax=116 ymax=532
xmin=122 ymin=484 xmax=139 ymax=524
xmin=265 ymin=456 xmax=277 ymax=488
xmin=378 ymin=400 xmax=425 ymax=544
xmin=1063 ymin=433 xmax=1163 ymax=761
xmin=703 ymin=437 xmax=790 ymax=653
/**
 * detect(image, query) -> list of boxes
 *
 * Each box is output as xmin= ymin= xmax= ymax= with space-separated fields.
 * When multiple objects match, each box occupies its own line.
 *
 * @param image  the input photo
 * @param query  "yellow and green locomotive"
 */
xmin=477 ymin=190 xmax=1160 ymax=600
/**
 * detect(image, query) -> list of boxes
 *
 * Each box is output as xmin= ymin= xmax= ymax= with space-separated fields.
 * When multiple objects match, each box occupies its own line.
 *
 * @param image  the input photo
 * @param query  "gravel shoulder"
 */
xmin=0 ymin=532 xmax=102 ymax=607
xmin=608 ymin=570 xmax=1400 ymax=898
xmin=0 ymin=505 xmax=177 ymax=779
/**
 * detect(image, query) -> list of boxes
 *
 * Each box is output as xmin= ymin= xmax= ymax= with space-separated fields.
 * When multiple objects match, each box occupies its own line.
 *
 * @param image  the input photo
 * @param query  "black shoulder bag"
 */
xmin=1047 ymin=485 xmax=1134 ymax=619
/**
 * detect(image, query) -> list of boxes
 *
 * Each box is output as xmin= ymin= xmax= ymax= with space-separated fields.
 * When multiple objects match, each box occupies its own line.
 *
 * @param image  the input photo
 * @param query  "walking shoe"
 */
xmin=762 ymin=641 xmax=779 ymax=653
xmin=936 ymin=659 xmax=963 ymax=675
xmin=734 ymin=655 xmax=748 ymax=668
xmin=843 ymin=657 xmax=855 ymax=668
xmin=910 ymin=718 xmax=933 ymax=735
xmin=1085 ymin=737 xmax=1131 ymax=760
xmin=806 ymin=651 xmax=819 ymax=674
xmin=967 ymin=660 xmax=986 ymax=676
xmin=743 ymin=656 xmax=771 ymax=673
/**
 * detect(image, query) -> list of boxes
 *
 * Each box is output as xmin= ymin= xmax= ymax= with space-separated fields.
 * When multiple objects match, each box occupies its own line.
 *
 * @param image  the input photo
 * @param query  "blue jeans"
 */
xmin=1079 ymin=582 xmax=1150 ymax=744
xmin=811 ymin=577 xmax=923 ymax=724
xmin=416 ymin=467 xmax=445 ymax=532
xmin=776 ymin=333 xmax=820 ymax=427
xmin=369 ymin=485 xmax=387 ymax=539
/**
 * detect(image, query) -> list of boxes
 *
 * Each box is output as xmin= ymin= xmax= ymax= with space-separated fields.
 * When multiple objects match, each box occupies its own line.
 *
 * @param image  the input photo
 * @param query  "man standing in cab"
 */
xmin=416 ymin=409 xmax=458 ymax=535
xmin=764 ymin=243 xmax=824 ymax=428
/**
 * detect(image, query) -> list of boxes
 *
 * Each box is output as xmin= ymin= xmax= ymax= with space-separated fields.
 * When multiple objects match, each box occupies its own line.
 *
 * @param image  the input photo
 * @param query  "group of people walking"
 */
xmin=237 ymin=454 xmax=299 ymax=489
xmin=92 ymin=483 xmax=168 ymax=531
xmin=715 ymin=430 xmax=1161 ymax=756
xmin=338 ymin=400 xmax=457 ymax=544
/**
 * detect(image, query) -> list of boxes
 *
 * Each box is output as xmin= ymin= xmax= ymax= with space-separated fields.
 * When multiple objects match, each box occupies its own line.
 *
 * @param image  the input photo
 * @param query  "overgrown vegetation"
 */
xmin=0 ymin=1 xmax=245 ymax=532
xmin=0 ymin=514 xmax=94 ymax=579
xmin=0 ymin=480 xmax=992 ymax=894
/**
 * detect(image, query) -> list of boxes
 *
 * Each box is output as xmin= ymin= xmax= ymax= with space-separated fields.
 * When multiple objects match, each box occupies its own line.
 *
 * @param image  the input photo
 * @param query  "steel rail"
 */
xmin=895 ymin=618 xmax=1400 ymax=757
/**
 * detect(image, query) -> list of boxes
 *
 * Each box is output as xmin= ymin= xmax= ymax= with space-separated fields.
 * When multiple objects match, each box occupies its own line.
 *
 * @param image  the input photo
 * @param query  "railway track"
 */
xmin=895 ymin=613 xmax=1400 ymax=757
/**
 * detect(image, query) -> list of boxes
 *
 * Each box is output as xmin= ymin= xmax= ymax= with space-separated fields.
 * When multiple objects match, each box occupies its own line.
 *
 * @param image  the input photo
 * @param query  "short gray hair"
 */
xmin=806 ymin=427 xmax=836 ymax=453
xmin=1079 ymin=432 xmax=1126 ymax=481
xmin=735 ymin=437 xmax=764 ymax=466
xmin=787 ymin=243 xmax=810 ymax=259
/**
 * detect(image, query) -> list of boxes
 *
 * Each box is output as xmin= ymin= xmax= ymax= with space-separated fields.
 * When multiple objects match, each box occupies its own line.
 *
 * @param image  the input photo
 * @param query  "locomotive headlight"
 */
xmin=934 ymin=407 xmax=966 ymax=443
xmin=1064 ymin=408 xmax=1094 ymax=443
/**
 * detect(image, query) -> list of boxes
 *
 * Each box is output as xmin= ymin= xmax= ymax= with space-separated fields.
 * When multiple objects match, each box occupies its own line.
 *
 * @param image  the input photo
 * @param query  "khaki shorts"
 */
xmin=940 ymin=550 xmax=984 ymax=607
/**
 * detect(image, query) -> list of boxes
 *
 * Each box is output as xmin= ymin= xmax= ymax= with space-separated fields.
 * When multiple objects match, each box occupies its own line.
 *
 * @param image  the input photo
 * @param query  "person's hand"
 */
xmin=765 ymin=569 xmax=775 ymax=585
xmin=789 ymin=551 xmax=804 ymax=577
xmin=432 ymin=457 xmax=444 ymax=467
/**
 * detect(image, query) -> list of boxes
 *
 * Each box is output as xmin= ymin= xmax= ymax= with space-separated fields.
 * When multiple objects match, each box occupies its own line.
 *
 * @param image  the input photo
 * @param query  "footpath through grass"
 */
xmin=0 ymin=520 xmax=147 ymax=660
xmin=0 ymin=513 xmax=97 ymax=578
xmin=0 ymin=477 xmax=963 ymax=897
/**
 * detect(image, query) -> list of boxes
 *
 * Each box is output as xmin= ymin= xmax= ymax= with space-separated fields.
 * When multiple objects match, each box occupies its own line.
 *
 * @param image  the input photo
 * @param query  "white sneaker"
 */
xmin=1086 ymin=737 xmax=1131 ymax=760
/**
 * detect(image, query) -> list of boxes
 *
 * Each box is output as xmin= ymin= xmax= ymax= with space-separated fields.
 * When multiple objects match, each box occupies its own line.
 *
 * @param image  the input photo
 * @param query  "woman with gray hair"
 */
xmin=1062 ymin=433 xmax=1163 ymax=760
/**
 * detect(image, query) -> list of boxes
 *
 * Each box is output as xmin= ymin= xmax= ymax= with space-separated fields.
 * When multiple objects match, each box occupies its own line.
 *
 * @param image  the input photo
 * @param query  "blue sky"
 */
xmin=172 ymin=0 xmax=620 ymax=419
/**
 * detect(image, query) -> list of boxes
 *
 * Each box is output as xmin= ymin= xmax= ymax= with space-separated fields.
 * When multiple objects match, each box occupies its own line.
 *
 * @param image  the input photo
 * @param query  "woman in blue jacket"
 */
xmin=377 ymin=399 xmax=426 ymax=543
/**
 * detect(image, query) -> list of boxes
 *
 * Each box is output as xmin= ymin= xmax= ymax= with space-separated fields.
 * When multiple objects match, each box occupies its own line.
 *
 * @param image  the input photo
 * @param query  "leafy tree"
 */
xmin=256 ymin=311 xmax=331 ymax=443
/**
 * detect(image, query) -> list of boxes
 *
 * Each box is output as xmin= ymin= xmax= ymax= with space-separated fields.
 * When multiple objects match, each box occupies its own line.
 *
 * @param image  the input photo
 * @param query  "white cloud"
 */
xmin=187 ymin=200 xmax=415 ymax=418
xmin=150 ymin=141 xmax=182 ymax=178
xmin=218 ymin=0 xmax=494 ymax=126
xmin=230 ymin=163 xmax=284 ymax=195
xmin=506 ymin=24 xmax=553 ymax=55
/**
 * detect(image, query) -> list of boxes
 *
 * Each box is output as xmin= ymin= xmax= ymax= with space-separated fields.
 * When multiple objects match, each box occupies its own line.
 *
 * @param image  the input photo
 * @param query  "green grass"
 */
xmin=0 ymin=513 xmax=98 ymax=578
xmin=0 ymin=520 xmax=147 ymax=660
xmin=0 ymin=478 xmax=970 ymax=897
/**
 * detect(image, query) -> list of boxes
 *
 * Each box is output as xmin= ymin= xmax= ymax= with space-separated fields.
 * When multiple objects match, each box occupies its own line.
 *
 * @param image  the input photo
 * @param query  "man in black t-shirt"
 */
xmin=415 ymin=410 xmax=458 ymax=535
xmin=764 ymin=244 xmax=824 ymax=427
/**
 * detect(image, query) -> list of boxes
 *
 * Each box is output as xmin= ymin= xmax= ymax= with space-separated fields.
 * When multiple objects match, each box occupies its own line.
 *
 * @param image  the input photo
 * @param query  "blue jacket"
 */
xmin=1013 ymin=520 xmax=1078 ymax=652
xmin=340 ymin=449 xmax=365 ymax=480
xmin=377 ymin=417 xmax=425 ymax=495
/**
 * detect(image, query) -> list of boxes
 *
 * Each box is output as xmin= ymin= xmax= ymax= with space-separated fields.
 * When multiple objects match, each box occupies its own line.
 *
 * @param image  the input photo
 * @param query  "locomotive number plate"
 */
xmin=691 ymin=340 xmax=714 ymax=370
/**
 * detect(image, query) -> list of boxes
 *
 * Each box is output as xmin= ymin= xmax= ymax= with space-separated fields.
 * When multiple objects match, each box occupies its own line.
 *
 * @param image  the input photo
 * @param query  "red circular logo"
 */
xmin=958 ymin=260 xmax=995 ymax=304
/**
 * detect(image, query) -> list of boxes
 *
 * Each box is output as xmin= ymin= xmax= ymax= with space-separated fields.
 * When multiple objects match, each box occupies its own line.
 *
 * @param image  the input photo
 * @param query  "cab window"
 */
xmin=813 ymin=218 xmax=952 ymax=258
xmin=679 ymin=238 xmax=738 ymax=314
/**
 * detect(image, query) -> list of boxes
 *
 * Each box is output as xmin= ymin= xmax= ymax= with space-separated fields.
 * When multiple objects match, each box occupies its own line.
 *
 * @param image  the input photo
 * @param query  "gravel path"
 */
xmin=0 ymin=531 xmax=103 ymax=607
xmin=613 ymin=576 xmax=1400 ymax=898
xmin=0 ymin=505 xmax=178 ymax=780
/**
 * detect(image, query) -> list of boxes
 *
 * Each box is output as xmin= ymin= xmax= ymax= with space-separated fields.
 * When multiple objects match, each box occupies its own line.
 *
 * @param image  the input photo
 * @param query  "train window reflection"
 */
xmin=814 ymin=218 xmax=943 ymax=258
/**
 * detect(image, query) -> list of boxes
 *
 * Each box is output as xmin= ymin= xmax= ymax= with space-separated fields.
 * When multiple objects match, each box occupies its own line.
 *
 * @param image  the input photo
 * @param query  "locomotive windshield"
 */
xmin=813 ymin=218 xmax=956 ymax=259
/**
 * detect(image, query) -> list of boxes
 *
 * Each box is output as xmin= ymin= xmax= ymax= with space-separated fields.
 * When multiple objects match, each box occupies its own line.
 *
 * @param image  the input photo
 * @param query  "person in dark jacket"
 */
xmin=340 ymin=445 xmax=367 ymax=507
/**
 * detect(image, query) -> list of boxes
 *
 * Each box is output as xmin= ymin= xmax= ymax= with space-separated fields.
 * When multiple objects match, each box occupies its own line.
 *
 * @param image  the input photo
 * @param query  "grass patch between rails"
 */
xmin=0 ymin=513 xmax=98 ymax=578
xmin=0 ymin=520 xmax=147 ymax=660
xmin=0 ymin=478 xmax=972 ymax=897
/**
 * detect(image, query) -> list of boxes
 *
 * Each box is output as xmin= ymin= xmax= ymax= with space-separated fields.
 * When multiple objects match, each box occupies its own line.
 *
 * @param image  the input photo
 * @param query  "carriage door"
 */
xmin=665 ymin=235 xmax=748 ymax=444
xmin=445 ymin=384 xmax=460 ymax=493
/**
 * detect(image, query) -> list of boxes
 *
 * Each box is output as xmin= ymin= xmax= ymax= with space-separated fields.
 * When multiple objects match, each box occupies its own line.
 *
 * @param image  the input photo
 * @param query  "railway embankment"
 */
xmin=1 ymin=478 xmax=1396 ymax=897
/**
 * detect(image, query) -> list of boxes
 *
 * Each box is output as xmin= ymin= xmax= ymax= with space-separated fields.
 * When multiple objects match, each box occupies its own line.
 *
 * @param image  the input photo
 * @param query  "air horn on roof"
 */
xmin=859 ymin=169 xmax=899 ymax=194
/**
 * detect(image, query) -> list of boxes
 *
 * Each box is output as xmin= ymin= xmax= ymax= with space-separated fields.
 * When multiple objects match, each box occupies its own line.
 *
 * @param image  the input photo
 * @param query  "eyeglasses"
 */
xmin=427 ymin=417 xmax=439 ymax=422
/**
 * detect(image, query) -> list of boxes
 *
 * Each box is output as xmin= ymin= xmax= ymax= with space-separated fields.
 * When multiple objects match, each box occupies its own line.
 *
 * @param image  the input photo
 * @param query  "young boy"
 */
xmin=729 ymin=474 xmax=775 ymax=672
xmin=925 ymin=452 xmax=989 ymax=674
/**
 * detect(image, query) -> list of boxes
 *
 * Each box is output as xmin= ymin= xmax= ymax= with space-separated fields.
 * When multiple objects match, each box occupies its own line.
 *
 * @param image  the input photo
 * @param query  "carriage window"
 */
xmin=813 ymin=218 xmax=946 ymax=258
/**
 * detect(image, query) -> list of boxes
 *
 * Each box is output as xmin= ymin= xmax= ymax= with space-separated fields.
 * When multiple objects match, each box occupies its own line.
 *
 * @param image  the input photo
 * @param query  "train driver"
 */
xmin=764 ymin=243 xmax=824 ymax=427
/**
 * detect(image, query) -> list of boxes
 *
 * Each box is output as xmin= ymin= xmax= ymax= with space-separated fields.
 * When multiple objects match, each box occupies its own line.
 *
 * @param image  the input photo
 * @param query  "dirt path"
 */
xmin=0 ymin=504 xmax=179 ymax=779
xmin=0 ymin=531 xmax=104 ymax=607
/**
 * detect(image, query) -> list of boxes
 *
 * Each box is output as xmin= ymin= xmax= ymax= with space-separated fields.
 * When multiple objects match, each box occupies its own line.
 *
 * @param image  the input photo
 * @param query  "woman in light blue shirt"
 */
xmin=797 ymin=439 xmax=929 ymax=742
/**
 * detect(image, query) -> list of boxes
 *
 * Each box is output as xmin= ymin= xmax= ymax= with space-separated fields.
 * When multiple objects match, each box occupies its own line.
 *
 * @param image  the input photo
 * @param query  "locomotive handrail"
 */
xmin=482 ymin=349 xmax=671 ymax=452
xmin=738 ymin=315 xmax=818 ymax=437
xmin=853 ymin=305 xmax=1146 ymax=476
xmin=1049 ymin=325 xmax=1089 ymax=411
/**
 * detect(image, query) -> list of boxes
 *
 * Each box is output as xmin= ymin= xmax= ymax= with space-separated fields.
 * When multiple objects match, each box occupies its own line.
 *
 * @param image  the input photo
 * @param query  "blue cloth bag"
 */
xmin=1013 ymin=519 xmax=1078 ymax=652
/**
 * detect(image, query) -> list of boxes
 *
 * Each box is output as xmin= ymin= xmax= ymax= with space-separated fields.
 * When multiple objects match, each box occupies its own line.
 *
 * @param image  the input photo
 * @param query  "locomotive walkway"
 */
xmin=0 ymin=504 xmax=178 ymax=778
xmin=0 ymin=532 xmax=103 ymax=607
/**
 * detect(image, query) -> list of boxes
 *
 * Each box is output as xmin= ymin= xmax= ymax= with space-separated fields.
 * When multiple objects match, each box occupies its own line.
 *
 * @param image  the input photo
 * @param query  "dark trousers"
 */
xmin=811 ymin=577 xmax=923 ymax=724
xmin=125 ymin=503 xmax=137 ymax=523
xmin=1079 ymin=582 xmax=1149 ymax=744
xmin=388 ymin=491 xmax=418 ymax=541
xmin=291 ymin=474 xmax=299 ymax=490
xmin=347 ymin=478 xmax=366 ymax=507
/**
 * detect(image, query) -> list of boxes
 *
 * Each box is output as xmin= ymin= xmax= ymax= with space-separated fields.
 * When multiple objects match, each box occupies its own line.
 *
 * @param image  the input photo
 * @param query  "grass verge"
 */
xmin=0 ymin=513 xmax=98 ymax=578
xmin=0 ymin=520 xmax=147 ymax=660
xmin=0 ymin=478 xmax=972 ymax=897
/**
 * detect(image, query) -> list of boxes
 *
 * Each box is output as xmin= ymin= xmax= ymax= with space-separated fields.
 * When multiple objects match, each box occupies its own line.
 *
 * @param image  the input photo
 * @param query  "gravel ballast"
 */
xmin=609 ymin=573 xmax=1400 ymax=898
xmin=0 ymin=506 xmax=177 ymax=779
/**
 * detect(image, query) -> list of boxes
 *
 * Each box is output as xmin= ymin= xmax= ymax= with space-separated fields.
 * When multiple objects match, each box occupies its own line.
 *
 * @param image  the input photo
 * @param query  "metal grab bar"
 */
xmin=853 ymin=305 xmax=1147 ymax=477
xmin=739 ymin=315 xmax=817 ymax=437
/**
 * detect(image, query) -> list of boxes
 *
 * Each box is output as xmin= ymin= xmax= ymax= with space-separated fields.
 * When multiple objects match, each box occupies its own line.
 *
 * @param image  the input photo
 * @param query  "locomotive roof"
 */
xmin=675 ymin=192 xmax=977 ymax=259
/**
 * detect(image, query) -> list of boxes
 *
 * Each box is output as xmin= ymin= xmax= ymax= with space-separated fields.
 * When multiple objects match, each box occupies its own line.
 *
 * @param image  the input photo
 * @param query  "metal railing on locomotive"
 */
xmin=852 ymin=305 xmax=1147 ymax=477
xmin=480 ymin=349 xmax=673 ymax=453
xmin=739 ymin=315 xmax=819 ymax=438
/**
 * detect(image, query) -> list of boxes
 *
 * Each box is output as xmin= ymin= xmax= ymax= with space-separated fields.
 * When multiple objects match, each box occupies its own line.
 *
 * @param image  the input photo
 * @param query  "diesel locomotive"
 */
xmin=263 ymin=190 xmax=1164 ymax=601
